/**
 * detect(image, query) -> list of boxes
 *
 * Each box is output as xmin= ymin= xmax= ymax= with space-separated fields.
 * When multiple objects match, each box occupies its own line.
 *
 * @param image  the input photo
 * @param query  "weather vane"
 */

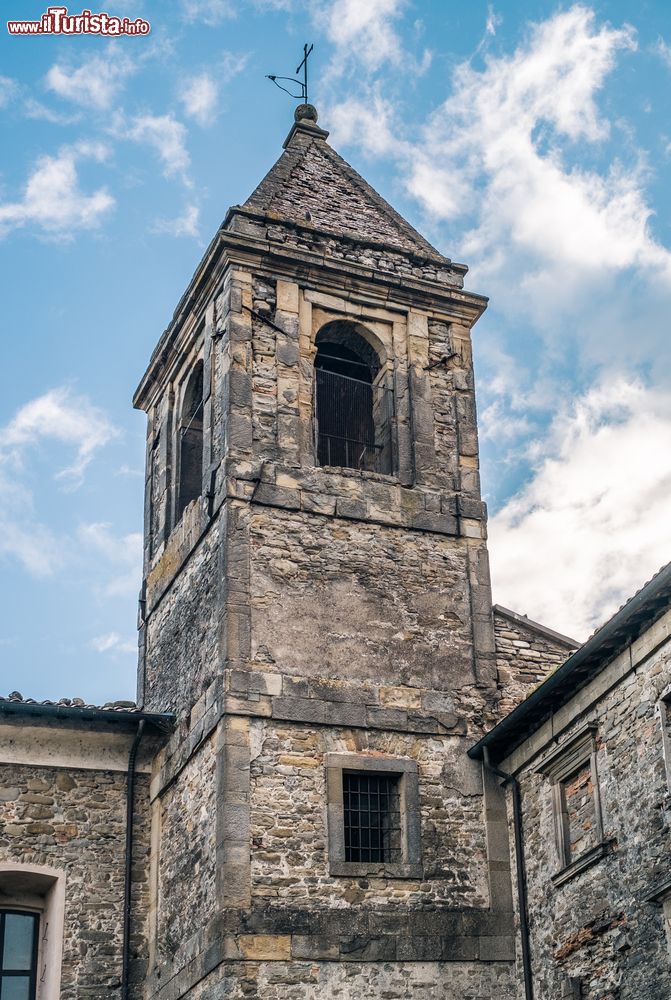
xmin=267 ymin=43 xmax=314 ymax=104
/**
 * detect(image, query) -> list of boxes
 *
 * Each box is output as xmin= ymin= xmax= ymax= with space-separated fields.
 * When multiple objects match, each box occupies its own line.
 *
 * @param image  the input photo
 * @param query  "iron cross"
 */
xmin=267 ymin=43 xmax=314 ymax=103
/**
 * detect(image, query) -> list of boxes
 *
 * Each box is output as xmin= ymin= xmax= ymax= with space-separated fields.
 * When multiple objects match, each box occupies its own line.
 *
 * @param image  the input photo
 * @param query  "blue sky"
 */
xmin=1 ymin=0 xmax=671 ymax=703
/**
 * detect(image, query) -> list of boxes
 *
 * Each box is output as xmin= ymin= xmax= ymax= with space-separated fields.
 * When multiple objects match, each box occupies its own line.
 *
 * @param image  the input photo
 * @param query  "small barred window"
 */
xmin=326 ymin=753 xmax=422 ymax=878
xmin=343 ymin=771 xmax=401 ymax=864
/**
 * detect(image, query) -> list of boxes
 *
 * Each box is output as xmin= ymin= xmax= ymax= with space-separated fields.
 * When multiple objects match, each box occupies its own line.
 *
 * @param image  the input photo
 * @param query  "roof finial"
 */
xmin=267 ymin=42 xmax=315 ymax=107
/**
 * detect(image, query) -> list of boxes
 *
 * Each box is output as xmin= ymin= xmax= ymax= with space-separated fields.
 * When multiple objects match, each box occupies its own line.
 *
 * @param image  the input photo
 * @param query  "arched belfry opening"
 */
xmin=314 ymin=321 xmax=393 ymax=474
xmin=176 ymin=360 xmax=204 ymax=521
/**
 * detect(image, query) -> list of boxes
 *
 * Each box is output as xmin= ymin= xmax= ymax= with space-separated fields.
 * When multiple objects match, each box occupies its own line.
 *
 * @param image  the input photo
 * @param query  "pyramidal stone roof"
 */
xmin=135 ymin=106 xmax=469 ymax=410
xmin=241 ymin=105 xmax=447 ymax=263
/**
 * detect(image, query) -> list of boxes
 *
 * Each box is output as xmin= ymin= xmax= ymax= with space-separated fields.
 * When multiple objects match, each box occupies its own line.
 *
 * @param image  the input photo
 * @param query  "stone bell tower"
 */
xmin=133 ymin=105 xmax=516 ymax=1000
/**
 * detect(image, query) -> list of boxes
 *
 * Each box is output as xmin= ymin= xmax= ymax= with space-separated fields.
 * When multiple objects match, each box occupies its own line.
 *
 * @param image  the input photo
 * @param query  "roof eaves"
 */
xmin=0 ymin=697 xmax=175 ymax=732
xmin=470 ymin=560 xmax=671 ymax=763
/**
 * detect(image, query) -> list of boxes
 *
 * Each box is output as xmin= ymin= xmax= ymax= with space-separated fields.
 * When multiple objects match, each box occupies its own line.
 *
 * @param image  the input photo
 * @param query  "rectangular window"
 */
xmin=537 ymin=725 xmax=611 ymax=884
xmin=326 ymin=753 xmax=422 ymax=878
xmin=561 ymin=759 xmax=598 ymax=863
xmin=0 ymin=910 xmax=39 ymax=1000
xmin=343 ymin=771 xmax=401 ymax=863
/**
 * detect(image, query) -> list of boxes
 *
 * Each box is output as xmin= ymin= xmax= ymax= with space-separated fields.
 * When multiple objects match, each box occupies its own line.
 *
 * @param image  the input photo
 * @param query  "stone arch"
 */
xmin=314 ymin=320 xmax=392 ymax=473
xmin=176 ymin=360 xmax=204 ymax=522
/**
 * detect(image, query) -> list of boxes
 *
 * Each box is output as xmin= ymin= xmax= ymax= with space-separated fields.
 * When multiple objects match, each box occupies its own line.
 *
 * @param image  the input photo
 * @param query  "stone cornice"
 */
xmin=133 ymin=228 xmax=487 ymax=412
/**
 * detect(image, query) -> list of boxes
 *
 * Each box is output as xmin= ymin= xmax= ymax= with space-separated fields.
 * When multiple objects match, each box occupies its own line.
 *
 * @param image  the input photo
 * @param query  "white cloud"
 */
xmin=403 ymin=6 xmax=671 ymax=294
xmin=0 ymin=515 xmax=63 ymax=578
xmin=486 ymin=5 xmax=501 ymax=37
xmin=22 ymin=98 xmax=81 ymax=125
xmin=91 ymin=632 xmax=137 ymax=655
xmin=116 ymin=463 xmax=143 ymax=477
xmin=181 ymin=0 xmax=234 ymax=24
xmin=0 ymin=389 xmax=120 ymax=577
xmin=152 ymin=202 xmax=200 ymax=237
xmin=317 ymin=0 xmax=407 ymax=71
xmin=179 ymin=55 xmax=247 ymax=126
xmin=479 ymin=398 xmax=532 ymax=443
xmin=0 ymin=142 xmax=114 ymax=239
xmin=45 ymin=50 xmax=136 ymax=110
xmin=79 ymin=523 xmax=142 ymax=596
xmin=126 ymin=114 xmax=191 ymax=182
xmin=180 ymin=73 xmax=218 ymax=125
xmin=3 ymin=387 xmax=119 ymax=484
xmin=489 ymin=377 xmax=671 ymax=639
xmin=655 ymin=37 xmax=671 ymax=69
xmin=328 ymin=92 xmax=398 ymax=156
xmin=0 ymin=76 xmax=18 ymax=109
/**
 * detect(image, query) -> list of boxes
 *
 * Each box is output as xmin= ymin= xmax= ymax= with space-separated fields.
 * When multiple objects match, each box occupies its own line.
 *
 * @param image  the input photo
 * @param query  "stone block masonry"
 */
xmin=493 ymin=606 xmax=578 ymax=718
xmin=499 ymin=607 xmax=671 ymax=999
xmin=177 ymin=959 xmax=517 ymax=999
xmin=0 ymin=761 xmax=151 ymax=999
xmin=135 ymin=110 xmax=519 ymax=1000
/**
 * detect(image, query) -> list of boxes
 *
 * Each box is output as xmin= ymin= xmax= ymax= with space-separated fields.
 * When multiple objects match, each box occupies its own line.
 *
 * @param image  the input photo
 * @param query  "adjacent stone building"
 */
xmin=471 ymin=561 xmax=671 ymax=999
xmin=0 ymin=103 xmax=669 ymax=1000
xmin=0 ymin=695 xmax=171 ymax=998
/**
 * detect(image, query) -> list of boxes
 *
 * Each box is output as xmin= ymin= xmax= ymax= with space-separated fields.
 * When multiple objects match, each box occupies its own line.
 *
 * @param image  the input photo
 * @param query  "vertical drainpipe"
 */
xmin=122 ymin=719 xmax=146 ymax=1000
xmin=483 ymin=746 xmax=534 ymax=1000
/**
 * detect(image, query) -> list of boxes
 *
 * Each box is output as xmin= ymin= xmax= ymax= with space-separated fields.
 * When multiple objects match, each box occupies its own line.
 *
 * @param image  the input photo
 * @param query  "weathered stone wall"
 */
xmin=504 ymin=617 xmax=671 ymax=999
xmin=179 ymin=958 xmax=516 ymax=999
xmin=249 ymin=506 xmax=479 ymax=701
xmin=136 ymin=122 xmax=511 ymax=1000
xmin=143 ymin=511 xmax=221 ymax=715
xmin=0 ymin=761 xmax=150 ymax=999
xmin=251 ymin=276 xmax=279 ymax=454
xmin=262 ymin=220 xmax=461 ymax=286
xmin=155 ymin=730 xmax=218 ymax=966
xmin=493 ymin=607 xmax=577 ymax=718
xmin=249 ymin=721 xmax=488 ymax=910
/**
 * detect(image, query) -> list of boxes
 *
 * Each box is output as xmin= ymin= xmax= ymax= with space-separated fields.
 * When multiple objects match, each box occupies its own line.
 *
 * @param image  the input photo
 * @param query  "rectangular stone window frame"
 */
xmin=537 ymin=725 xmax=611 ymax=885
xmin=658 ymin=690 xmax=671 ymax=795
xmin=0 ymin=864 xmax=65 ymax=1000
xmin=325 ymin=753 xmax=422 ymax=879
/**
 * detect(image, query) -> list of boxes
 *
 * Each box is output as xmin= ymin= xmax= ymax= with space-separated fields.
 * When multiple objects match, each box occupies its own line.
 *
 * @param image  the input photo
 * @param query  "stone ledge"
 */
xmin=551 ymin=839 xmax=616 ymax=888
xmin=225 ymin=669 xmax=473 ymax=736
xmin=329 ymin=861 xmax=424 ymax=880
xmin=225 ymin=459 xmax=485 ymax=537
xmin=147 ymin=908 xmax=516 ymax=997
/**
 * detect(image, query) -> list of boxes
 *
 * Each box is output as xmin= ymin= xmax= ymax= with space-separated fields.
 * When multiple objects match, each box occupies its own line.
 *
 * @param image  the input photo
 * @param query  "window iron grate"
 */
xmin=343 ymin=771 xmax=401 ymax=864
xmin=315 ymin=368 xmax=393 ymax=474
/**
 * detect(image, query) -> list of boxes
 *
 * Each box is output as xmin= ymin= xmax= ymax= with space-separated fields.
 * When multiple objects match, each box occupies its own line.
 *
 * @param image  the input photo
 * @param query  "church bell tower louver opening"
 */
xmin=132 ymin=102 xmax=517 ymax=1000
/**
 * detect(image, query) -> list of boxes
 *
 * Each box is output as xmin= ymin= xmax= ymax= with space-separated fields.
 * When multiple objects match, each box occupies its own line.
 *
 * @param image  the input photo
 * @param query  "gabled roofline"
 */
xmin=245 ymin=113 xmax=445 ymax=261
xmin=493 ymin=604 xmax=580 ymax=649
xmin=470 ymin=561 xmax=671 ymax=763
